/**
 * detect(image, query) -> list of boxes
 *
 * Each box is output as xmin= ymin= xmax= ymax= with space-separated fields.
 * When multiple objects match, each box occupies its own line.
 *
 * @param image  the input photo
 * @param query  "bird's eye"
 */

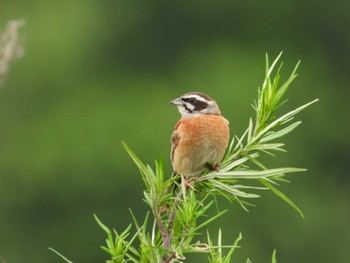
xmin=189 ymin=98 xmax=196 ymax=103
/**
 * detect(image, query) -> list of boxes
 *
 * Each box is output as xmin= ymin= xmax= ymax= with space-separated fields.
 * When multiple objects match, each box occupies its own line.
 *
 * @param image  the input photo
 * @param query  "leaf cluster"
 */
xmin=197 ymin=52 xmax=318 ymax=216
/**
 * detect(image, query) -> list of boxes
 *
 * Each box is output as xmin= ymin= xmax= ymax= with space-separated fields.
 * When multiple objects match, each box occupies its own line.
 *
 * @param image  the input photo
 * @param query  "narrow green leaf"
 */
xmin=100 ymin=245 xmax=113 ymax=256
xmin=272 ymin=249 xmax=277 ymax=263
xmin=247 ymin=117 xmax=254 ymax=143
xmin=265 ymin=52 xmax=270 ymax=75
xmin=218 ymin=228 xmax=223 ymax=255
xmin=146 ymin=164 xmax=156 ymax=180
xmin=119 ymin=224 xmax=132 ymax=239
xmin=224 ymin=232 xmax=243 ymax=262
xmin=260 ymin=121 xmax=302 ymax=142
xmin=203 ymin=167 xmax=306 ymax=180
xmin=125 ymin=227 xmax=143 ymax=252
xmin=195 ymin=210 xmax=227 ymax=231
xmin=274 ymin=61 xmax=300 ymax=104
xmin=259 ymin=179 xmax=304 ymax=218
xmin=48 ymin=248 xmax=73 ymax=263
xmin=122 ymin=141 xmax=155 ymax=190
xmin=106 ymin=237 xmax=115 ymax=254
xmin=248 ymin=143 xmax=286 ymax=152
xmin=266 ymin=52 xmax=283 ymax=80
xmin=126 ymin=253 xmax=141 ymax=263
xmin=230 ymin=184 xmax=267 ymax=191
xmin=155 ymin=157 xmax=164 ymax=185
xmin=224 ymin=137 xmax=235 ymax=159
xmin=128 ymin=209 xmax=140 ymax=230
xmin=122 ymin=141 xmax=149 ymax=174
xmin=232 ymin=126 xmax=250 ymax=153
xmin=211 ymin=180 xmax=260 ymax=198
xmin=220 ymin=153 xmax=259 ymax=172
xmin=94 ymin=214 xmax=114 ymax=246
xmin=253 ymin=99 xmax=319 ymax=142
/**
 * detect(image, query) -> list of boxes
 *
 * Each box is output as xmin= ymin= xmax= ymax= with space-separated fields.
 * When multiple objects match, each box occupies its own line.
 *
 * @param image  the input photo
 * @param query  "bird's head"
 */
xmin=170 ymin=92 xmax=221 ymax=117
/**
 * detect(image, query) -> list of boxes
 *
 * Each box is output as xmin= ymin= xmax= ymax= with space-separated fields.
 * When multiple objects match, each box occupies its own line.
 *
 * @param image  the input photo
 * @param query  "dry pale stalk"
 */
xmin=0 ymin=19 xmax=25 ymax=86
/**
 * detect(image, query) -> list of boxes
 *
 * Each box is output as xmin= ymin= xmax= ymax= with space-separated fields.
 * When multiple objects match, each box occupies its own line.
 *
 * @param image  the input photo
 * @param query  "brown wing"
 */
xmin=170 ymin=121 xmax=181 ymax=171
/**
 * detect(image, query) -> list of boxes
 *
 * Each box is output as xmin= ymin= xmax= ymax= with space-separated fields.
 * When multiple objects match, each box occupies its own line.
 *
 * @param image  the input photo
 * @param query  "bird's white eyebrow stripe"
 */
xmin=184 ymin=94 xmax=209 ymax=103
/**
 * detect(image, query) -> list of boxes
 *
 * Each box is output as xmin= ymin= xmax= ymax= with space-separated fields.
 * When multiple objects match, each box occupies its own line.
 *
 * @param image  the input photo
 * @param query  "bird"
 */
xmin=170 ymin=92 xmax=230 ymax=181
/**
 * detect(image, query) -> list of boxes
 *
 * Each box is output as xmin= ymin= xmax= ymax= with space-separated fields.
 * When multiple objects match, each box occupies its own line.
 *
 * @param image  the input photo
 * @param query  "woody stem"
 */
xmin=162 ymin=188 xmax=183 ymax=260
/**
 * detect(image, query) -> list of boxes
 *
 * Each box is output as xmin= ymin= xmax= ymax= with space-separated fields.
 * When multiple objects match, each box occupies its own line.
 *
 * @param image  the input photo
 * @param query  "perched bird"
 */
xmin=170 ymin=92 xmax=230 ymax=179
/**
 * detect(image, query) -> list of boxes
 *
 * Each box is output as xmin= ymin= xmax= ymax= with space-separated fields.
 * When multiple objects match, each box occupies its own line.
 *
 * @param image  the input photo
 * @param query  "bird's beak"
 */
xmin=170 ymin=98 xmax=182 ymax=106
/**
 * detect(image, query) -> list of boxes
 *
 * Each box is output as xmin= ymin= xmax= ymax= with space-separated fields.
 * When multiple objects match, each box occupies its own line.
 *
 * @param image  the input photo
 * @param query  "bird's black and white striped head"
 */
xmin=170 ymin=92 xmax=221 ymax=117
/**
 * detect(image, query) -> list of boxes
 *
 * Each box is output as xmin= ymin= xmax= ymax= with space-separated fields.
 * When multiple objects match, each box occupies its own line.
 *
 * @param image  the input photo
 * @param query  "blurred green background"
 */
xmin=0 ymin=1 xmax=349 ymax=262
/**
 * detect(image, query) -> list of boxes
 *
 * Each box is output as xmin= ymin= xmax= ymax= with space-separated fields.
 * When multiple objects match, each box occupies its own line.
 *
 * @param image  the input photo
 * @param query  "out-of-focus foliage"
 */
xmin=0 ymin=1 xmax=349 ymax=263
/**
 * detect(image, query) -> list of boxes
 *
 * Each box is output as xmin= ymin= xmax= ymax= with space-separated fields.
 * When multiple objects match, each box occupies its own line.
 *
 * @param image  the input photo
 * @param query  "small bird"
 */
xmin=170 ymin=92 xmax=230 ymax=179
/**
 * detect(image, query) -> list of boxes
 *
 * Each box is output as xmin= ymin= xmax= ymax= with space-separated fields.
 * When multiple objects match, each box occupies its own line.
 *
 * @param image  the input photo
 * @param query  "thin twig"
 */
xmin=163 ymin=252 xmax=176 ymax=263
xmin=154 ymin=206 xmax=166 ymax=241
xmin=162 ymin=188 xmax=183 ymax=261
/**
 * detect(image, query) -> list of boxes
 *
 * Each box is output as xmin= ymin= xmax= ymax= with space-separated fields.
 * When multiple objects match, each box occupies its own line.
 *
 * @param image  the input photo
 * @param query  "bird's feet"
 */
xmin=184 ymin=177 xmax=199 ymax=191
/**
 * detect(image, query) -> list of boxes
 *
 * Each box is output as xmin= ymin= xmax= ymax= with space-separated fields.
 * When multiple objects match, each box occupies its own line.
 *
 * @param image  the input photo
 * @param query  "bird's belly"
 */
xmin=172 ymin=114 xmax=230 ymax=176
xmin=174 ymin=141 xmax=225 ymax=176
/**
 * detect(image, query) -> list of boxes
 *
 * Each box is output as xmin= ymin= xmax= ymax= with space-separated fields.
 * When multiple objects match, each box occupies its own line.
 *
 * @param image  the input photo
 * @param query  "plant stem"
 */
xmin=154 ymin=206 xmax=167 ymax=243
xmin=162 ymin=188 xmax=183 ymax=261
xmin=162 ymin=252 xmax=176 ymax=263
